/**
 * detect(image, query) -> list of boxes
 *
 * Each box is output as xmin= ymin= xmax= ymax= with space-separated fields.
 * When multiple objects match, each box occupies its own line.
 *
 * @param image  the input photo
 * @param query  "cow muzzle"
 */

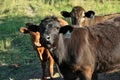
xmin=40 ymin=35 xmax=51 ymax=47
xmin=44 ymin=35 xmax=51 ymax=42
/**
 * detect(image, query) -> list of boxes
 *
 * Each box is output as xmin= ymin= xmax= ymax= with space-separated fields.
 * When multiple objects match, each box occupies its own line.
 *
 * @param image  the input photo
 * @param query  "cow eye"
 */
xmin=56 ymin=26 xmax=60 ymax=30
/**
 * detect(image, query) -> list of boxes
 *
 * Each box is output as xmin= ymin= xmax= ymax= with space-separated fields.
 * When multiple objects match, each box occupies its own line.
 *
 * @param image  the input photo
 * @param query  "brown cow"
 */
xmin=61 ymin=6 xmax=120 ymax=27
xmin=20 ymin=23 xmax=54 ymax=80
xmin=40 ymin=16 xmax=120 ymax=80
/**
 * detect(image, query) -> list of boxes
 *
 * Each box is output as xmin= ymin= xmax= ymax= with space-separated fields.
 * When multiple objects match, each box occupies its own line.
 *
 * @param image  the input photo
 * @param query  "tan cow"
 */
xmin=61 ymin=6 xmax=120 ymax=27
xmin=20 ymin=23 xmax=54 ymax=80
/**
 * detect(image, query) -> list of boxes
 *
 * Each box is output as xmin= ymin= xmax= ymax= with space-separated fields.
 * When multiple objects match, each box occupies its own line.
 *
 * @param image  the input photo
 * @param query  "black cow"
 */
xmin=39 ymin=16 xmax=120 ymax=80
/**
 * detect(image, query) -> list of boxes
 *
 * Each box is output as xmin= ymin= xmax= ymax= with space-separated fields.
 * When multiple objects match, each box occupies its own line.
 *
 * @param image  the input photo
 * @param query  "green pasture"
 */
xmin=0 ymin=0 xmax=120 ymax=80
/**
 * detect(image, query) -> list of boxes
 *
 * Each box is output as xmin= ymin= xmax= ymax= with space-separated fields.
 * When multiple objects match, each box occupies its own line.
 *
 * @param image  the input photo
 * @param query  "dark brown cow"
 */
xmin=20 ymin=23 xmax=54 ymax=80
xmin=40 ymin=16 xmax=120 ymax=80
xmin=61 ymin=6 xmax=120 ymax=27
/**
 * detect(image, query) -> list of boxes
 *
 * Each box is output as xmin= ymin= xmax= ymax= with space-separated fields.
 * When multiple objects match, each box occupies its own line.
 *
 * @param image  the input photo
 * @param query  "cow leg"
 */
xmin=48 ymin=56 xmax=54 ymax=80
xmin=92 ymin=73 xmax=98 ymax=80
xmin=80 ymin=73 xmax=92 ymax=80
xmin=81 ymin=66 xmax=93 ymax=80
xmin=48 ymin=58 xmax=54 ymax=80
xmin=56 ymin=64 xmax=64 ymax=79
xmin=36 ymin=47 xmax=47 ymax=80
xmin=41 ymin=62 xmax=47 ymax=80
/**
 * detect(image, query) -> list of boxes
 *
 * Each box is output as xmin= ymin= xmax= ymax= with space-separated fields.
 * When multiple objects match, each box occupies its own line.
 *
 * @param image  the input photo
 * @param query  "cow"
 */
xmin=39 ymin=16 xmax=120 ymax=80
xmin=61 ymin=6 xmax=120 ymax=27
xmin=20 ymin=23 xmax=54 ymax=80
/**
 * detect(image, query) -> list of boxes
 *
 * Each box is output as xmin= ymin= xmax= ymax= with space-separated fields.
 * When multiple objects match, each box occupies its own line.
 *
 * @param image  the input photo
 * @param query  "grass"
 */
xmin=0 ymin=0 xmax=120 ymax=80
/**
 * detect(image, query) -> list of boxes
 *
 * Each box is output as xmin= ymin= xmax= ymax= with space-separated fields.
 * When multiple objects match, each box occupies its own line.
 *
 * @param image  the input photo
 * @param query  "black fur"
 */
xmin=85 ymin=10 xmax=95 ymax=18
xmin=26 ymin=23 xmax=39 ymax=32
xmin=59 ymin=25 xmax=73 ymax=34
xmin=61 ymin=11 xmax=71 ymax=17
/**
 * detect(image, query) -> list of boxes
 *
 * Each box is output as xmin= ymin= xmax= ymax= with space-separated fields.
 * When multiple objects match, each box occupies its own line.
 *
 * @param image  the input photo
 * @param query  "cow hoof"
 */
xmin=50 ymin=77 xmax=54 ymax=80
xmin=42 ymin=76 xmax=47 ymax=80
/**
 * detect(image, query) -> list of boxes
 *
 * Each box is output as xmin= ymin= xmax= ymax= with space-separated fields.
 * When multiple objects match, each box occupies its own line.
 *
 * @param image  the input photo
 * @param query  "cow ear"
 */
xmin=26 ymin=23 xmax=39 ymax=32
xmin=61 ymin=11 xmax=71 ymax=17
xmin=20 ymin=27 xmax=29 ymax=34
xmin=85 ymin=10 xmax=95 ymax=18
xmin=59 ymin=25 xmax=73 ymax=34
xmin=26 ymin=23 xmax=34 ymax=27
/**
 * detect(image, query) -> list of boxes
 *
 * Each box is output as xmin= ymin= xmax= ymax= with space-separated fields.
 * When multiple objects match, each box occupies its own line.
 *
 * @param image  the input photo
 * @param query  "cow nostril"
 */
xmin=46 ymin=36 xmax=50 ymax=41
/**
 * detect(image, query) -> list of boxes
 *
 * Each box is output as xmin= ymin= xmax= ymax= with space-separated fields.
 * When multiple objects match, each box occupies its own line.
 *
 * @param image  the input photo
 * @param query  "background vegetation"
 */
xmin=0 ymin=0 xmax=120 ymax=80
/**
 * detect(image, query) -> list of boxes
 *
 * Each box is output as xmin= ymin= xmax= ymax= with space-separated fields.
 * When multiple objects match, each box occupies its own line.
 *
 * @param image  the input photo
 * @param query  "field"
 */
xmin=0 ymin=0 xmax=120 ymax=80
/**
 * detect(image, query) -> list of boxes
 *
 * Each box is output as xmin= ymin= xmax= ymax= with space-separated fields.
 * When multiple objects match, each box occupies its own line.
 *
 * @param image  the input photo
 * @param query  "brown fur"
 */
xmin=20 ymin=25 xmax=54 ymax=80
xmin=57 ymin=18 xmax=68 ymax=26
xmin=40 ymin=16 xmax=120 ymax=80
xmin=61 ymin=6 xmax=120 ymax=27
xmin=83 ymin=13 xmax=120 ymax=27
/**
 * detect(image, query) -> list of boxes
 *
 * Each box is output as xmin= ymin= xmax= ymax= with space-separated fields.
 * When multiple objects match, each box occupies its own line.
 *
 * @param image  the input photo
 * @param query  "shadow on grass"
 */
xmin=0 ymin=63 xmax=61 ymax=80
xmin=1 ymin=63 xmax=120 ymax=80
xmin=0 ymin=64 xmax=41 ymax=80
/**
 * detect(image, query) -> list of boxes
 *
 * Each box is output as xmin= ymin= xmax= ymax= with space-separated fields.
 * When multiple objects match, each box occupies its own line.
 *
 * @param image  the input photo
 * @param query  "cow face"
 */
xmin=61 ymin=6 xmax=95 ymax=27
xmin=39 ymin=16 xmax=60 ymax=48
xmin=40 ymin=17 xmax=67 ymax=49
xmin=41 ymin=21 xmax=61 ymax=49
xmin=20 ymin=23 xmax=41 ymax=47
xmin=41 ymin=25 xmax=73 ymax=50
xmin=40 ymin=16 xmax=69 ymax=48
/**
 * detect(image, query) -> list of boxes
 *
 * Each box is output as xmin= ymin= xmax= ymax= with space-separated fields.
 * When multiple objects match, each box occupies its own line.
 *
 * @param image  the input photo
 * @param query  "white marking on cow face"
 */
xmin=63 ymin=30 xmax=71 ymax=38
xmin=79 ymin=12 xmax=85 ymax=27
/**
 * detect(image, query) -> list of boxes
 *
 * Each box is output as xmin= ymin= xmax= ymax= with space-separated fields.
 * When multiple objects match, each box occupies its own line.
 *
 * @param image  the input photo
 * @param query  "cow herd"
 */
xmin=20 ymin=6 xmax=120 ymax=80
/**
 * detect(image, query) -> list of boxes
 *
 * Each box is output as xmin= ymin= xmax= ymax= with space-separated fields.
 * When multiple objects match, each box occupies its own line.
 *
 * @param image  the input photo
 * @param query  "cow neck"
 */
xmin=54 ymin=33 xmax=68 ymax=64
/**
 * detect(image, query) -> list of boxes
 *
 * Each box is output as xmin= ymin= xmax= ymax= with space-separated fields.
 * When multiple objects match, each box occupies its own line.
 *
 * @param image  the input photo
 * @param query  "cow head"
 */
xmin=40 ymin=16 xmax=72 ymax=49
xmin=20 ymin=23 xmax=41 ymax=47
xmin=39 ymin=16 xmax=68 ymax=48
xmin=61 ymin=6 xmax=95 ymax=27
